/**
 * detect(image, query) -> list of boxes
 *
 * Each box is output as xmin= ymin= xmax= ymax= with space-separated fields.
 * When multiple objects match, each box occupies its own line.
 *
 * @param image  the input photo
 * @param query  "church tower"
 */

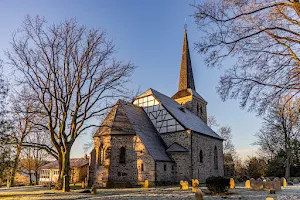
xmin=172 ymin=26 xmax=208 ymax=123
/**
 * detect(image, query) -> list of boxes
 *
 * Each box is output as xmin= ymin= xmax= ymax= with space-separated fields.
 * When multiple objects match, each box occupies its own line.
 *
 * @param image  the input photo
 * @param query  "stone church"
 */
xmin=88 ymin=28 xmax=224 ymax=187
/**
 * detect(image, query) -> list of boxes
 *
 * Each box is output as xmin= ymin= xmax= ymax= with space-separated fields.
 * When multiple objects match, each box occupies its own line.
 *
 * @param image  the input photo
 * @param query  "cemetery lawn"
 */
xmin=0 ymin=185 xmax=300 ymax=199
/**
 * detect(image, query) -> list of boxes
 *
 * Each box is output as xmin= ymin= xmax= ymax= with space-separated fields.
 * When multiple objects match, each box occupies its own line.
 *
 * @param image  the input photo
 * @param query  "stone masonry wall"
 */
xmin=156 ymin=162 xmax=176 ymax=184
xmin=191 ymin=132 xmax=224 ymax=183
xmin=93 ymin=134 xmax=156 ymax=187
xmin=161 ymin=131 xmax=191 ymax=181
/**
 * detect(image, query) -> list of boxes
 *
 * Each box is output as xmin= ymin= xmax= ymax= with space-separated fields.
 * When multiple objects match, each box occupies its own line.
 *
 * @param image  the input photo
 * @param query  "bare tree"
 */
xmin=7 ymin=15 xmax=135 ymax=191
xmin=255 ymin=98 xmax=300 ymax=178
xmin=193 ymin=0 xmax=300 ymax=113
xmin=6 ymin=87 xmax=38 ymax=187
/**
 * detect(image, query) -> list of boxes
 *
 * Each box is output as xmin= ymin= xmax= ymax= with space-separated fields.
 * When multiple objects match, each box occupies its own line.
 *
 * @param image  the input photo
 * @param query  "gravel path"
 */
xmin=1 ymin=185 xmax=300 ymax=200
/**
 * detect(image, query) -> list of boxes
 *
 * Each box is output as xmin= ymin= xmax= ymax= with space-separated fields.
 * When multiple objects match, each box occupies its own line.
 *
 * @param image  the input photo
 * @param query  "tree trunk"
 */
xmin=9 ymin=145 xmax=22 ymax=187
xmin=285 ymin=149 xmax=291 ymax=178
xmin=35 ymin=170 xmax=38 ymax=185
xmin=29 ymin=172 xmax=32 ymax=185
xmin=58 ymin=149 xmax=70 ymax=192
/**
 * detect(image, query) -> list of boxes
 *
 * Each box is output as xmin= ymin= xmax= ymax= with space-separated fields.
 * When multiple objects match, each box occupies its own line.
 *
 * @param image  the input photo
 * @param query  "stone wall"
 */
xmin=191 ymin=132 xmax=224 ymax=183
xmin=161 ymin=131 xmax=191 ymax=181
xmin=92 ymin=134 xmax=156 ymax=187
xmin=156 ymin=161 xmax=176 ymax=184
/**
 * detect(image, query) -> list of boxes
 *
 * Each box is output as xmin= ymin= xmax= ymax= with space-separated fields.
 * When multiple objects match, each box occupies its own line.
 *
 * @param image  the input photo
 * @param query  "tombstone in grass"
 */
xmin=265 ymin=179 xmax=281 ymax=192
xmin=273 ymin=179 xmax=281 ymax=192
xmin=281 ymin=178 xmax=287 ymax=187
xmin=230 ymin=178 xmax=235 ymax=189
xmin=195 ymin=188 xmax=203 ymax=200
xmin=250 ymin=178 xmax=264 ymax=191
xmin=91 ymin=184 xmax=97 ymax=194
xmin=245 ymin=180 xmax=251 ymax=188
xmin=180 ymin=180 xmax=189 ymax=190
xmin=142 ymin=180 xmax=149 ymax=188
xmin=192 ymin=179 xmax=199 ymax=192
xmin=293 ymin=178 xmax=299 ymax=184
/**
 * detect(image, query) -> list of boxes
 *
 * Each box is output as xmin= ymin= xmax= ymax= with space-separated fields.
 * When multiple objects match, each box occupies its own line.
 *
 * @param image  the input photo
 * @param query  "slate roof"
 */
xmin=40 ymin=158 xmax=89 ymax=169
xmin=166 ymin=143 xmax=189 ymax=152
xmin=144 ymin=88 xmax=222 ymax=140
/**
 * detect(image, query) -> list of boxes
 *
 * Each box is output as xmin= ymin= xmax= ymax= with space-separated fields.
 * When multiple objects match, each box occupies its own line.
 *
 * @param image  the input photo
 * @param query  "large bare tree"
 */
xmin=7 ymin=16 xmax=135 ymax=191
xmin=193 ymin=0 xmax=300 ymax=113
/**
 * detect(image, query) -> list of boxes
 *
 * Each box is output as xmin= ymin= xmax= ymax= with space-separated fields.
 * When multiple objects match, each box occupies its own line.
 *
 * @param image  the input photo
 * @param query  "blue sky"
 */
xmin=0 ymin=0 xmax=262 ymax=160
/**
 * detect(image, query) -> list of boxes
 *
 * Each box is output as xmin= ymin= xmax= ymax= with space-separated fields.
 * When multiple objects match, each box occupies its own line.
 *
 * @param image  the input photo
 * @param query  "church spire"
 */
xmin=178 ymin=25 xmax=196 ymax=91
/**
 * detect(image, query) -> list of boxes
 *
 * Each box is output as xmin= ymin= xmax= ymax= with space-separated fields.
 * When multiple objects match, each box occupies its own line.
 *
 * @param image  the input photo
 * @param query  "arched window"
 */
xmin=119 ymin=147 xmax=126 ymax=164
xmin=199 ymin=150 xmax=203 ymax=163
xmin=214 ymin=146 xmax=218 ymax=169
xmin=200 ymin=106 xmax=203 ymax=114
xmin=197 ymin=103 xmax=199 ymax=113
xmin=98 ymin=144 xmax=103 ymax=166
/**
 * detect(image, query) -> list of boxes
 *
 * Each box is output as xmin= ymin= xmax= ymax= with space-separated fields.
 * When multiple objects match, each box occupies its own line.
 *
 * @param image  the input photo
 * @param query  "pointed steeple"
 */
xmin=178 ymin=26 xmax=195 ymax=91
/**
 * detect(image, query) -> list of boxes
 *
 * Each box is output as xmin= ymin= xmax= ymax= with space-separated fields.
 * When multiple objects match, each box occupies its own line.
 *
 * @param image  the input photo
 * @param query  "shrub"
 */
xmin=206 ymin=176 xmax=230 ymax=194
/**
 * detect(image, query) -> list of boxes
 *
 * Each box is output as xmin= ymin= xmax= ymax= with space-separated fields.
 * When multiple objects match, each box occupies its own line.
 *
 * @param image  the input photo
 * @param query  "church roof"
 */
xmin=172 ymin=88 xmax=207 ymax=103
xmin=142 ymin=88 xmax=222 ymax=140
xmin=95 ymin=100 xmax=172 ymax=162
xmin=178 ymin=28 xmax=195 ymax=91
xmin=166 ymin=143 xmax=189 ymax=152
xmin=41 ymin=158 xmax=89 ymax=169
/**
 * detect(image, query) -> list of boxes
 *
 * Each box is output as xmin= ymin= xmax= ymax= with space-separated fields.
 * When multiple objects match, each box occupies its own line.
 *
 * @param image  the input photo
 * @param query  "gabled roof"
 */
xmin=140 ymin=88 xmax=222 ymax=140
xmin=41 ymin=158 xmax=89 ymax=169
xmin=172 ymin=88 xmax=207 ymax=103
xmin=166 ymin=143 xmax=189 ymax=152
xmin=94 ymin=100 xmax=135 ymax=136
xmin=94 ymin=100 xmax=172 ymax=162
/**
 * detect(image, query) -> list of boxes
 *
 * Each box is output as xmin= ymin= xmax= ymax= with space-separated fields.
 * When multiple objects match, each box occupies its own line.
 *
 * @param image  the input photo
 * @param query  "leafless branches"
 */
xmin=193 ymin=0 xmax=300 ymax=113
xmin=7 ymin=15 xmax=135 ymax=191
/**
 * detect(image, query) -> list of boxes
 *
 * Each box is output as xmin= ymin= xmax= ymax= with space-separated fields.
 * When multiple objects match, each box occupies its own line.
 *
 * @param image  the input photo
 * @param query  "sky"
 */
xmin=0 ymin=0 xmax=262 ymax=160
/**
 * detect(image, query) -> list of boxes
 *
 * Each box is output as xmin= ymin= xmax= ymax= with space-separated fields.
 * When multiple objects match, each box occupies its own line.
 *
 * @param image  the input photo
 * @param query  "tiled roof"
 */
xmin=166 ymin=143 xmax=189 ymax=152
xmin=40 ymin=158 xmax=89 ymax=169
xmin=145 ymin=88 xmax=223 ymax=140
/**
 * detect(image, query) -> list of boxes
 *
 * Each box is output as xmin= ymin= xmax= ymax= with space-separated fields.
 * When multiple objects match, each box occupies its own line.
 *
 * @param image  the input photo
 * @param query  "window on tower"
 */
xmin=119 ymin=147 xmax=126 ymax=164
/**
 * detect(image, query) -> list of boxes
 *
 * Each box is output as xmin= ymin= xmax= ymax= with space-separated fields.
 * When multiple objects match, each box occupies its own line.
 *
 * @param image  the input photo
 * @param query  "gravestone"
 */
xmin=180 ymin=180 xmax=189 ymax=190
xmin=281 ymin=177 xmax=287 ymax=187
xmin=230 ymin=178 xmax=235 ymax=189
xmin=192 ymin=179 xmax=199 ymax=192
xmin=250 ymin=178 xmax=264 ymax=190
xmin=142 ymin=180 xmax=149 ymax=188
xmin=245 ymin=180 xmax=251 ymax=188
xmin=293 ymin=178 xmax=299 ymax=184
xmin=91 ymin=185 xmax=97 ymax=194
xmin=81 ymin=180 xmax=85 ymax=189
xmin=195 ymin=188 xmax=203 ymax=200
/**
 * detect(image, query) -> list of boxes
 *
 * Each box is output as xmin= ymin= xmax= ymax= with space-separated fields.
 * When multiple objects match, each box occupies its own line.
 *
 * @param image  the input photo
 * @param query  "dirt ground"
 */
xmin=0 ymin=185 xmax=300 ymax=200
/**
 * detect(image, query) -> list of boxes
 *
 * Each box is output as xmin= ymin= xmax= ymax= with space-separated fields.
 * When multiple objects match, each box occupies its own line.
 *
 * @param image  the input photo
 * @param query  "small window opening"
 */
xmin=141 ymin=163 xmax=144 ymax=171
xmin=119 ymin=147 xmax=126 ymax=164
xmin=200 ymin=150 xmax=203 ymax=163
xmin=164 ymin=164 xmax=167 ymax=171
